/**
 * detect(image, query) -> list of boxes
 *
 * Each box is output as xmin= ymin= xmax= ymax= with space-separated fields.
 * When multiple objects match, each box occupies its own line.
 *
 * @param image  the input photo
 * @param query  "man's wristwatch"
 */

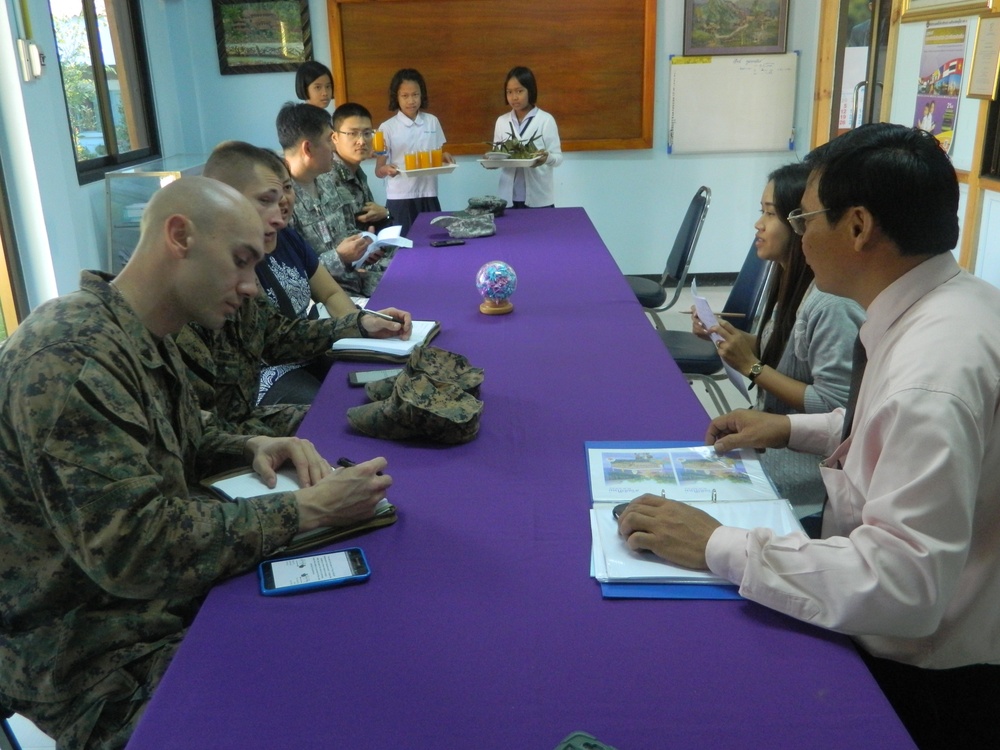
xmin=747 ymin=362 xmax=764 ymax=381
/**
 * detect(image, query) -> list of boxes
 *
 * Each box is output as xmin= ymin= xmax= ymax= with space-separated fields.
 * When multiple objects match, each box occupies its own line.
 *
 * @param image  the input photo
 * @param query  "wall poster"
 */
xmin=914 ymin=19 xmax=969 ymax=154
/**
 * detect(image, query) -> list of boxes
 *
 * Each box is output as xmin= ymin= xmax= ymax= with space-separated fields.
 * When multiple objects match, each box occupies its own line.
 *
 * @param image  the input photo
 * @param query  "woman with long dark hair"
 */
xmin=696 ymin=162 xmax=864 ymax=515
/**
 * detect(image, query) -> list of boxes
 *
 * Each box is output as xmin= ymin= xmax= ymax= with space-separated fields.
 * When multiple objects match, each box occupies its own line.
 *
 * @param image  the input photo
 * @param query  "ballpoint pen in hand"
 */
xmin=678 ymin=310 xmax=746 ymax=319
xmin=362 ymin=309 xmax=403 ymax=324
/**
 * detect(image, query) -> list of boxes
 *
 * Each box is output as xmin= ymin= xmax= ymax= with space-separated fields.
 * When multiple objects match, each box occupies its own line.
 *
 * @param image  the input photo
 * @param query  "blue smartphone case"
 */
xmin=259 ymin=547 xmax=371 ymax=596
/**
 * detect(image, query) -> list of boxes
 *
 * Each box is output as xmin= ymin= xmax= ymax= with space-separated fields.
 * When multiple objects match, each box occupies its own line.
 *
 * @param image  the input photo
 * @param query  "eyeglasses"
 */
xmin=335 ymin=129 xmax=375 ymax=141
xmin=787 ymin=207 xmax=830 ymax=235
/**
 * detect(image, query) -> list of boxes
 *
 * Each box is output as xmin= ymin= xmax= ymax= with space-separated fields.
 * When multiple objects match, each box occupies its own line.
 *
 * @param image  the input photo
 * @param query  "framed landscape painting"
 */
xmin=683 ymin=0 xmax=789 ymax=56
xmin=213 ymin=0 xmax=312 ymax=75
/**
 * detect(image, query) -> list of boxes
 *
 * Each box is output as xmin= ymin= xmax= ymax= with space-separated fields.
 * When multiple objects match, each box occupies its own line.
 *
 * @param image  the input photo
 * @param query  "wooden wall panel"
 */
xmin=328 ymin=0 xmax=655 ymax=155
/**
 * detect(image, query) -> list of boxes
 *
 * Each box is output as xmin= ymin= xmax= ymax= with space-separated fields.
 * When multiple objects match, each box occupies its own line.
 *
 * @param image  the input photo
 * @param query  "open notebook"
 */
xmin=331 ymin=319 xmax=440 ymax=362
xmin=204 ymin=467 xmax=397 ymax=556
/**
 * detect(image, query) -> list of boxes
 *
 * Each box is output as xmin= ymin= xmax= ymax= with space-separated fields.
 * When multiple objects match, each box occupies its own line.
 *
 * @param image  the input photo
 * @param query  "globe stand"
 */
xmin=479 ymin=298 xmax=513 ymax=315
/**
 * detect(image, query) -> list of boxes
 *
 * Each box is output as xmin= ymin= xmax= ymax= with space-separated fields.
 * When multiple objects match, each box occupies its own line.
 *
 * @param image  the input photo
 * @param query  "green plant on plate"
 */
xmin=486 ymin=124 xmax=543 ymax=159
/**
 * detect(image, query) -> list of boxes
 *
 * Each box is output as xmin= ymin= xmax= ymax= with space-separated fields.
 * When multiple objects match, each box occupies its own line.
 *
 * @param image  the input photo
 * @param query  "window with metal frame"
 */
xmin=48 ymin=0 xmax=159 ymax=184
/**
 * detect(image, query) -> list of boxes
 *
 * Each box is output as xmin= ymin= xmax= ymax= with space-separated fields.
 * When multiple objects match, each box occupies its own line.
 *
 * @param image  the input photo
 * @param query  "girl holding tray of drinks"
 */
xmin=374 ymin=68 xmax=453 ymax=235
xmin=492 ymin=65 xmax=563 ymax=209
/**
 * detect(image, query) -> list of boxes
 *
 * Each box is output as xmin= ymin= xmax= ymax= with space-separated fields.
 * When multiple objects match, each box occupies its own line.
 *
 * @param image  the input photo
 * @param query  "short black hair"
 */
xmin=388 ymin=68 xmax=428 ymax=111
xmin=332 ymin=102 xmax=373 ymax=131
xmin=295 ymin=60 xmax=333 ymax=101
xmin=275 ymin=101 xmax=332 ymax=150
xmin=204 ymin=141 xmax=287 ymax=192
xmin=805 ymin=123 xmax=959 ymax=256
xmin=504 ymin=66 xmax=537 ymax=106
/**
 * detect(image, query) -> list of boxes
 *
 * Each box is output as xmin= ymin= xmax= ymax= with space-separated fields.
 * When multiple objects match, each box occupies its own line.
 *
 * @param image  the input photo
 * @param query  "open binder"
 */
xmin=586 ymin=441 xmax=802 ymax=598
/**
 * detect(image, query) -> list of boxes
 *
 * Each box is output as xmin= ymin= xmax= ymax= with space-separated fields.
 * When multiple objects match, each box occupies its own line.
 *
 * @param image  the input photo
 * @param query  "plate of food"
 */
xmin=478 ymin=155 xmax=543 ymax=169
xmin=396 ymin=163 xmax=458 ymax=177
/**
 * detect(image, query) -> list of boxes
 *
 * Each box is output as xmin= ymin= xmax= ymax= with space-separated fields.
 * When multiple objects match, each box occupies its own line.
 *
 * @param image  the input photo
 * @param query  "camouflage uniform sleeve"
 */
xmin=8 ymin=343 xmax=300 ymax=598
xmin=258 ymin=296 xmax=364 ymax=364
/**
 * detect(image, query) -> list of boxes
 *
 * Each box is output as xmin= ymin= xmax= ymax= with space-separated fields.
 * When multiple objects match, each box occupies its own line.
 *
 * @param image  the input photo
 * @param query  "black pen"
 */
xmin=336 ymin=457 xmax=384 ymax=475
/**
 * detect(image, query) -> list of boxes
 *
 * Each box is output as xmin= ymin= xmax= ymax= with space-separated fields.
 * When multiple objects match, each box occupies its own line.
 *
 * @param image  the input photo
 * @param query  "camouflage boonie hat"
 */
xmin=365 ymin=346 xmax=484 ymax=401
xmin=430 ymin=213 xmax=496 ymax=239
xmin=348 ymin=371 xmax=483 ymax=444
xmin=467 ymin=195 xmax=508 ymax=217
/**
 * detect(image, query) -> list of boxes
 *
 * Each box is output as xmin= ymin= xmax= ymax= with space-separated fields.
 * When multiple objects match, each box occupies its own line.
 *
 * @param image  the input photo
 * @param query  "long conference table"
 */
xmin=127 ymin=208 xmax=914 ymax=748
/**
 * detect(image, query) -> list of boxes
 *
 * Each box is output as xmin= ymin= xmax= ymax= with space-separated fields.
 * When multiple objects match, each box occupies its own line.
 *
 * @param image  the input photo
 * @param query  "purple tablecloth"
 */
xmin=127 ymin=208 xmax=913 ymax=749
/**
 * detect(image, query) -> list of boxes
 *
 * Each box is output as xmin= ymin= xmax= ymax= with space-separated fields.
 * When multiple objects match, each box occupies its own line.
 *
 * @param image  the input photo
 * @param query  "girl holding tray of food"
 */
xmin=491 ymin=65 xmax=563 ymax=209
xmin=374 ymin=68 xmax=453 ymax=235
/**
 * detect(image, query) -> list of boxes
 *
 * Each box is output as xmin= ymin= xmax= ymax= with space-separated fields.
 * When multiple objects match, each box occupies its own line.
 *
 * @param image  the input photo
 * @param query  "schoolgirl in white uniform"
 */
xmin=492 ymin=66 xmax=563 ymax=208
xmin=374 ymin=68 xmax=453 ymax=234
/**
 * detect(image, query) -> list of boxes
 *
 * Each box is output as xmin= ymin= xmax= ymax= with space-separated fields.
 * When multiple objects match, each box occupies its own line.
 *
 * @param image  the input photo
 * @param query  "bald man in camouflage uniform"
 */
xmin=0 ymin=177 xmax=392 ymax=749
xmin=175 ymin=141 xmax=412 ymax=435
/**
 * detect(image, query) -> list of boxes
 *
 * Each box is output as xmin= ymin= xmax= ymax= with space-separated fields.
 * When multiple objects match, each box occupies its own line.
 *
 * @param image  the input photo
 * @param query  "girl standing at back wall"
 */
xmin=374 ymin=68 xmax=453 ymax=234
xmin=492 ymin=65 xmax=562 ymax=208
xmin=295 ymin=60 xmax=334 ymax=110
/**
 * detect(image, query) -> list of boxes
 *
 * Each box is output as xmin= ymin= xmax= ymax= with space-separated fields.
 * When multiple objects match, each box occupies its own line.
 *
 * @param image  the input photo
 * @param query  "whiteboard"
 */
xmin=669 ymin=53 xmax=798 ymax=154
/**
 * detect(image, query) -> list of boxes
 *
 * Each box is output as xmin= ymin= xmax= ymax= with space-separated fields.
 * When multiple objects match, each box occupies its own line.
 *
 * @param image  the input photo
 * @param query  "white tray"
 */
xmin=396 ymin=163 xmax=457 ymax=177
xmin=478 ymin=157 xmax=541 ymax=169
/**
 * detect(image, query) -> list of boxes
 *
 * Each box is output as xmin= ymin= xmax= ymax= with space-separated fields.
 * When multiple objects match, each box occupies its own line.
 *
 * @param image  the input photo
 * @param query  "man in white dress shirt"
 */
xmin=617 ymin=123 xmax=1000 ymax=749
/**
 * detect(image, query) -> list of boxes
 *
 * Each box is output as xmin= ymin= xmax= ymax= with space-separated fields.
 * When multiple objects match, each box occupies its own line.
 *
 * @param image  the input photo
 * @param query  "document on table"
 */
xmin=691 ymin=279 xmax=752 ymax=404
xmin=585 ymin=442 xmax=801 ymax=586
xmin=590 ymin=497 xmax=800 ymax=585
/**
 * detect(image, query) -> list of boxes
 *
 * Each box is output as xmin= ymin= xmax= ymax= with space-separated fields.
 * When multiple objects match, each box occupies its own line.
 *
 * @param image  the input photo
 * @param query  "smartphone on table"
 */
xmin=259 ymin=547 xmax=371 ymax=596
xmin=347 ymin=367 xmax=403 ymax=386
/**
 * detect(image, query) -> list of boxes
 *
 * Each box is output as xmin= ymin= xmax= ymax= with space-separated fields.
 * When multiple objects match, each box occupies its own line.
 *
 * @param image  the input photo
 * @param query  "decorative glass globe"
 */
xmin=475 ymin=261 xmax=517 ymax=315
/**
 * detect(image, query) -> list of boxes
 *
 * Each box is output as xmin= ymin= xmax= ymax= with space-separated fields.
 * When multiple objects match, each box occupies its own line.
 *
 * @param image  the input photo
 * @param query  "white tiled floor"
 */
xmin=4 ymin=283 xmax=735 ymax=750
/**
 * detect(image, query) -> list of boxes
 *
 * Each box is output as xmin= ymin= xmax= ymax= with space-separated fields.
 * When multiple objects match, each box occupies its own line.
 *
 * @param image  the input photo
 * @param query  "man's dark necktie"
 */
xmin=802 ymin=334 xmax=868 ymax=539
xmin=841 ymin=334 xmax=868 ymax=443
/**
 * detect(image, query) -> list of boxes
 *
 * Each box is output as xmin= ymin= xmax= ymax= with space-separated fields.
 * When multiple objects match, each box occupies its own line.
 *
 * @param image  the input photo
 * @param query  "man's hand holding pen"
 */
xmin=295 ymin=456 xmax=392 ymax=532
xmin=359 ymin=308 xmax=413 ymax=339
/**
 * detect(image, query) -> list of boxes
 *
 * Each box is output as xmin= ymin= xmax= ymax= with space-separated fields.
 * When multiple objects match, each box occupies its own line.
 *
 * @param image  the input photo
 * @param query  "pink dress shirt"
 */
xmin=707 ymin=252 xmax=1000 ymax=668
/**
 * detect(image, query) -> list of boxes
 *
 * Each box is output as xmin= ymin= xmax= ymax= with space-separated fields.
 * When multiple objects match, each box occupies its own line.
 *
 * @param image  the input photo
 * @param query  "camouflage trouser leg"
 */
xmin=1 ymin=640 xmax=179 ymax=750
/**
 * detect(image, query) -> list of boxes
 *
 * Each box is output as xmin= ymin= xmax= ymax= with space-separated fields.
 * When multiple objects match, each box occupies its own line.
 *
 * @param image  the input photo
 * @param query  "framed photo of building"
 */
xmin=213 ymin=0 xmax=312 ymax=75
xmin=683 ymin=0 xmax=789 ymax=56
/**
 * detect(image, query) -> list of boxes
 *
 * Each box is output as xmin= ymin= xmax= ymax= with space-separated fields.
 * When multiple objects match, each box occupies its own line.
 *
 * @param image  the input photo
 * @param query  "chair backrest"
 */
xmin=721 ymin=241 xmax=775 ymax=334
xmin=657 ymin=186 xmax=711 ymax=310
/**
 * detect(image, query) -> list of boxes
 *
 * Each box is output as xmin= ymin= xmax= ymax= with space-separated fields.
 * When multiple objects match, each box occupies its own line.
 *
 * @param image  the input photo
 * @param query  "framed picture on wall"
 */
xmin=902 ymin=0 xmax=993 ymax=23
xmin=968 ymin=15 xmax=1000 ymax=98
xmin=212 ymin=0 xmax=312 ymax=75
xmin=683 ymin=0 xmax=789 ymax=56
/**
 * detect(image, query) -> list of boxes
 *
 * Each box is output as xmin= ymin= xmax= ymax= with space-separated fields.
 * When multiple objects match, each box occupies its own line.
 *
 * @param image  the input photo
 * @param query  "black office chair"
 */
xmin=626 ymin=186 xmax=711 ymax=332
xmin=659 ymin=241 xmax=775 ymax=415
